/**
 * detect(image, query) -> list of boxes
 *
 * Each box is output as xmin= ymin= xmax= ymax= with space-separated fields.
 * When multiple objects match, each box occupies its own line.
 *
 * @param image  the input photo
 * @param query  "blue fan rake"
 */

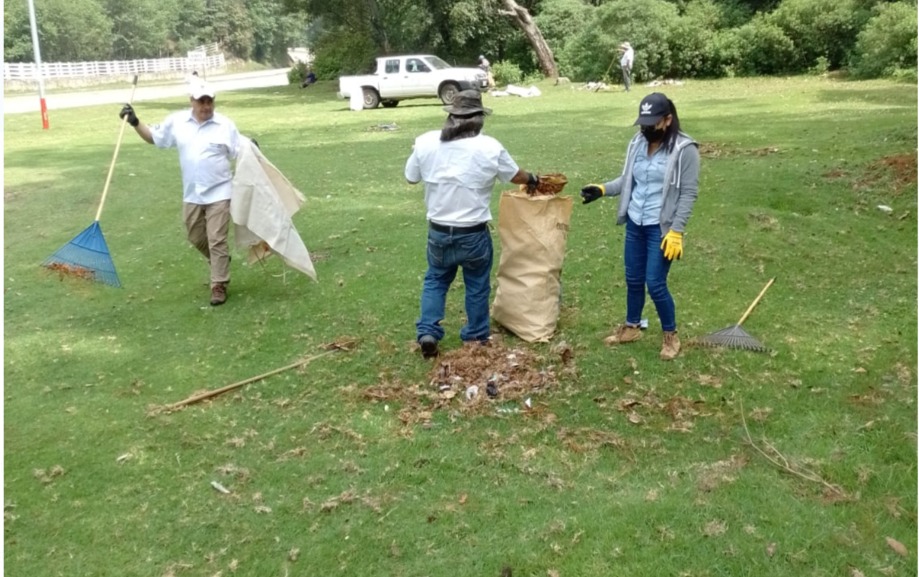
xmin=43 ymin=75 xmax=138 ymax=288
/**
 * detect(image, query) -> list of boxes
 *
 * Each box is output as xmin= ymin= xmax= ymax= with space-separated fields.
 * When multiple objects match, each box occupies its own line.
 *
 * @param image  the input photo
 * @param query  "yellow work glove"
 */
xmin=660 ymin=230 xmax=683 ymax=261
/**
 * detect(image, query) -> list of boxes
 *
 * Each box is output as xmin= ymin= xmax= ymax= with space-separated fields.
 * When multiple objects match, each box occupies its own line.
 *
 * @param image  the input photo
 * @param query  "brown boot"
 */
xmin=604 ymin=323 xmax=642 ymax=346
xmin=210 ymin=282 xmax=228 ymax=306
xmin=660 ymin=331 xmax=681 ymax=360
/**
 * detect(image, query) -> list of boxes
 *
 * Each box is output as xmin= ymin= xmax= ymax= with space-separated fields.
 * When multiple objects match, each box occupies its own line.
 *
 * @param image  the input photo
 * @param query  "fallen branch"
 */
xmin=161 ymin=340 xmax=354 ymax=412
xmin=739 ymin=398 xmax=847 ymax=498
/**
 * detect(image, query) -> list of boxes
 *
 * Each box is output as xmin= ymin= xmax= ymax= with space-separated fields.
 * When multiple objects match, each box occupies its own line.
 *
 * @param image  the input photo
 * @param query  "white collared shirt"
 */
xmin=405 ymin=131 xmax=520 ymax=227
xmin=150 ymin=110 xmax=240 ymax=205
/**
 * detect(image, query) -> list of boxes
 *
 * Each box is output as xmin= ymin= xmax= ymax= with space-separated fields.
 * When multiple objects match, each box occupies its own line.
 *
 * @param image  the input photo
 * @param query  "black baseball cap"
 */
xmin=633 ymin=92 xmax=671 ymax=126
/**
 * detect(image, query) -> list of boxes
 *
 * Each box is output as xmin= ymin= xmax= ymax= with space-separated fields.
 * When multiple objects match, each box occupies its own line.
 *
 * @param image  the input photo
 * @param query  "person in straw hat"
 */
xmin=619 ymin=41 xmax=634 ymax=92
xmin=404 ymin=89 xmax=540 ymax=359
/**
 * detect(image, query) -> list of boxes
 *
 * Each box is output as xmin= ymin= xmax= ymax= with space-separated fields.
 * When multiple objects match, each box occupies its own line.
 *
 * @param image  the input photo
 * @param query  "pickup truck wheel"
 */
xmin=439 ymin=82 xmax=460 ymax=105
xmin=362 ymin=88 xmax=381 ymax=109
xmin=381 ymin=100 xmax=399 ymax=108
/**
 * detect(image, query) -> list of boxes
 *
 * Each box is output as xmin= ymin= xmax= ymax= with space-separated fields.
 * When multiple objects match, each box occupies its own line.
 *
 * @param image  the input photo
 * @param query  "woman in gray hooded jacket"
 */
xmin=580 ymin=92 xmax=700 ymax=360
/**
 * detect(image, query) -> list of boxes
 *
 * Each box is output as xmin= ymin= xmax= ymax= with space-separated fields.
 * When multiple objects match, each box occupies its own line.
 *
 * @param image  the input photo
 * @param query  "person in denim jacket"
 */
xmin=580 ymin=92 xmax=700 ymax=360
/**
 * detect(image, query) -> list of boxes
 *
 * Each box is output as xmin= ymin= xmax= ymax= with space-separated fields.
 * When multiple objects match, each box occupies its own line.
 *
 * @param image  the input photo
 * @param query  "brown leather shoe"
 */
xmin=603 ymin=323 xmax=642 ymax=346
xmin=660 ymin=331 xmax=681 ymax=360
xmin=210 ymin=282 xmax=228 ymax=306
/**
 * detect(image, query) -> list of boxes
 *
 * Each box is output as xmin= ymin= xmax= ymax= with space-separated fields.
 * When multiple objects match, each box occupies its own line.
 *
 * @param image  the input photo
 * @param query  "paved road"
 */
xmin=3 ymin=68 xmax=290 ymax=115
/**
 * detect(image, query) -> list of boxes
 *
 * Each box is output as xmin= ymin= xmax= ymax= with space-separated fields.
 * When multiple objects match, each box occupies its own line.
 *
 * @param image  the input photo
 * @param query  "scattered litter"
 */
xmin=210 ymin=481 xmax=231 ymax=494
xmin=646 ymin=79 xmax=684 ymax=86
xmin=524 ymin=397 xmax=533 ymax=410
xmin=465 ymin=385 xmax=479 ymax=400
xmin=115 ymin=453 xmax=133 ymax=464
xmin=368 ymin=123 xmax=399 ymax=132
xmin=492 ymin=84 xmax=542 ymax=98
xmin=877 ymin=204 xmax=893 ymax=213
xmin=486 ymin=374 xmax=499 ymax=398
xmin=582 ymin=81 xmax=610 ymax=92
xmin=496 ymin=406 xmax=521 ymax=414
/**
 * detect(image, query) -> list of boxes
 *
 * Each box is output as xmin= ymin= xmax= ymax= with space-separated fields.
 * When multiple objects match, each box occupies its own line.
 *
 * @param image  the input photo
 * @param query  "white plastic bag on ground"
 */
xmin=349 ymin=89 xmax=363 ymax=111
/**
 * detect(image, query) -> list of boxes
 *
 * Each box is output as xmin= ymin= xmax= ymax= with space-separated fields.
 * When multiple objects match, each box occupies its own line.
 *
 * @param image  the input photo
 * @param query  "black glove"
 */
xmin=580 ymin=184 xmax=605 ymax=204
xmin=119 ymin=104 xmax=139 ymax=127
xmin=527 ymin=172 xmax=539 ymax=193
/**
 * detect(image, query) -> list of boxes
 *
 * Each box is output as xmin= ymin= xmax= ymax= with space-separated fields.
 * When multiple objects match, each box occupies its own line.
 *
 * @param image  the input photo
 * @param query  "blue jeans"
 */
xmin=624 ymin=218 xmax=675 ymax=331
xmin=416 ymin=227 xmax=493 ymax=343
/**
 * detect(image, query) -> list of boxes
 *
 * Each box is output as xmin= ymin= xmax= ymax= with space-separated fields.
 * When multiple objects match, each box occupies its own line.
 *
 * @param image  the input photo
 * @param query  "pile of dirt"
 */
xmin=363 ymin=337 xmax=575 ymax=425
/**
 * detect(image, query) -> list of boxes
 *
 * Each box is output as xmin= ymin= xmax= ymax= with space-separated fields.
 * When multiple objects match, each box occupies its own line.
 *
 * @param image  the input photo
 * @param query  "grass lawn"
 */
xmin=4 ymin=75 xmax=916 ymax=577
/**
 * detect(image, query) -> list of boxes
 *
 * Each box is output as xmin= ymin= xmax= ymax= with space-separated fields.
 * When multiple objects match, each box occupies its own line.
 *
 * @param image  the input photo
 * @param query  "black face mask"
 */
xmin=641 ymin=125 xmax=666 ymax=143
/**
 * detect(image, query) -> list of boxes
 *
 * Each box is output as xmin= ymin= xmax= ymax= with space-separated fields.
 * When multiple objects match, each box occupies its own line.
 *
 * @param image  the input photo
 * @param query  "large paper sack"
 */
xmin=492 ymin=190 xmax=573 ymax=342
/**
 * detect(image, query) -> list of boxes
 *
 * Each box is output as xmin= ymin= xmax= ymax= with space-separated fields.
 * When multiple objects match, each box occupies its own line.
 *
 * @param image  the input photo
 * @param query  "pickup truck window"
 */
xmin=384 ymin=59 xmax=400 ymax=74
xmin=423 ymin=56 xmax=451 ymax=70
xmin=407 ymin=58 xmax=430 ymax=73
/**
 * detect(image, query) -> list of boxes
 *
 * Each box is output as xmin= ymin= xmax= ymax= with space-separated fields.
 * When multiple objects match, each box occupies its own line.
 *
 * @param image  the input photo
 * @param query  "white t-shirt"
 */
xmin=621 ymin=47 xmax=634 ymax=69
xmin=150 ymin=110 xmax=240 ymax=205
xmin=405 ymin=130 xmax=520 ymax=227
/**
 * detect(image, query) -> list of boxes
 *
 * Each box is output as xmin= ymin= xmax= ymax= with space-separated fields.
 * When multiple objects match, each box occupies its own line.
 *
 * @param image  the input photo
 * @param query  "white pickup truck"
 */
xmin=338 ymin=55 xmax=489 ymax=109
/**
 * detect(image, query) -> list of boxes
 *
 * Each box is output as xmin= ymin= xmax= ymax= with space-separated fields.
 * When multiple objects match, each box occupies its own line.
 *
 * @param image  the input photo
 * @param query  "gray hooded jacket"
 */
xmin=603 ymin=130 xmax=700 ymax=234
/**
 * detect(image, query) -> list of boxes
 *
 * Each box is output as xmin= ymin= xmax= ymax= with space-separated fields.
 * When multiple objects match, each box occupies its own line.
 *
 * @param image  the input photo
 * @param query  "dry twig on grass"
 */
xmin=149 ymin=339 xmax=356 ymax=415
xmin=739 ymin=398 xmax=848 ymax=499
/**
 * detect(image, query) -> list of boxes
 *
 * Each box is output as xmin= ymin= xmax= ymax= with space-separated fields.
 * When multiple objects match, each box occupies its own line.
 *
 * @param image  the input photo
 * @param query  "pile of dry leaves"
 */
xmin=363 ymin=336 xmax=575 ymax=425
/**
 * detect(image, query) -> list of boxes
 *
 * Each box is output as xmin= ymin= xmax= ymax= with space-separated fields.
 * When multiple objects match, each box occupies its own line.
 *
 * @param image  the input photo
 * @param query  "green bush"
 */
xmin=707 ymin=28 xmax=745 ymax=77
xmin=849 ymin=1 xmax=918 ymax=79
xmin=557 ymin=28 xmax=612 ymax=82
xmin=734 ymin=16 xmax=796 ymax=75
xmin=287 ymin=61 xmax=309 ymax=85
xmin=594 ymin=0 xmax=680 ymax=81
xmin=769 ymin=0 xmax=859 ymax=71
xmin=310 ymin=28 xmax=377 ymax=79
xmin=491 ymin=60 xmax=524 ymax=86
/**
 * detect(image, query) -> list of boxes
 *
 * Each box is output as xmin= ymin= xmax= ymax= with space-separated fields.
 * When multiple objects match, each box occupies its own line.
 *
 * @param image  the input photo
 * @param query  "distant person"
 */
xmin=619 ymin=42 xmax=634 ymax=92
xmin=478 ymin=54 xmax=495 ymax=89
xmin=404 ymin=90 xmax=540 ymax=358
xmin=579 ymin=92 xmax=700 ymax=360
xmin=118 ymin=83 xmax=242 ymax=306
xmin=300 ymin=70 xmax=317 ymax=88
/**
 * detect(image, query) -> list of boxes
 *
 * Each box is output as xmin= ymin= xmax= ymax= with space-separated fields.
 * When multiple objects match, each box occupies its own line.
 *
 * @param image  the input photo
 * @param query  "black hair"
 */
xmin=662 ymin=98 xmax=680 ymax=152
xmin=440 ymin=113 xmax=485 ymax=142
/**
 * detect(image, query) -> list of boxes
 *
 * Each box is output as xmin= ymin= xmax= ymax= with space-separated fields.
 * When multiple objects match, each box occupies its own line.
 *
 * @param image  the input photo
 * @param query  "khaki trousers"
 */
xmin=183 ymin=200 xmax=231 ymax=285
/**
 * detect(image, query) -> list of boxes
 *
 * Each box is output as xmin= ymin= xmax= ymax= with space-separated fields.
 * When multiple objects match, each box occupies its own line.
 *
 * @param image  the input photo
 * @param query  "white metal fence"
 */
xmin=4 ymin=52 xmax=226 ymax=81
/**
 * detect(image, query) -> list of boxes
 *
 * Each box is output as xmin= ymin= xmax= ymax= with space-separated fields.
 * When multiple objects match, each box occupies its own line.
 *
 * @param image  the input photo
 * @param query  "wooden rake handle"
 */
xmin=95 ymin=74 xmax=138 ymax=222
xmin=736 ymin=277 xmax=775 ymax=326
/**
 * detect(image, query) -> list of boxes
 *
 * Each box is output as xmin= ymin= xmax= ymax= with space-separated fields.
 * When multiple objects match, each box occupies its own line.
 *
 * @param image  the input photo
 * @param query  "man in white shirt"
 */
xmin=119 ymin=83 xmax=241 ymax=306
xmin=619 ymin=41 xmax=634 ymax=92
xmin=405 ymin=90 xmax=538 ymax=358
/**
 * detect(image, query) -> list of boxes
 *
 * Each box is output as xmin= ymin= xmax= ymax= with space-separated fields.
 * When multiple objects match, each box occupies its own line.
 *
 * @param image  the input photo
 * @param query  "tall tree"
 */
xmin=498 ymin=0 xmax=558 ymax=78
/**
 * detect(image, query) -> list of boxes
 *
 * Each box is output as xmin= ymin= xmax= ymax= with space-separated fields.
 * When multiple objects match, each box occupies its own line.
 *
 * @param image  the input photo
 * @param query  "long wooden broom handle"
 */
xmin=736 ymin=277 xmax=775 ymax=326
xmin=95 ymin=74 xmax=138 ymax=222
xmin=166 ymin=349 xmax=337 ymax=411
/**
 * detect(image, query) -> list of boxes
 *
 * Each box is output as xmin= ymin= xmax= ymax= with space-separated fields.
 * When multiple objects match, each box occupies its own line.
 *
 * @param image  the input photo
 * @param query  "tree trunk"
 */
xmin=498 ymin=0 xmax=558 ymax=80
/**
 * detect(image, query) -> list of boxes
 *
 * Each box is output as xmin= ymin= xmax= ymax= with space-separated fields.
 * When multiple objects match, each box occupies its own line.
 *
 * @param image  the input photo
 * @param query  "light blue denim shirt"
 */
xmin=626 ymin=142 xmax=667 ymax=226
